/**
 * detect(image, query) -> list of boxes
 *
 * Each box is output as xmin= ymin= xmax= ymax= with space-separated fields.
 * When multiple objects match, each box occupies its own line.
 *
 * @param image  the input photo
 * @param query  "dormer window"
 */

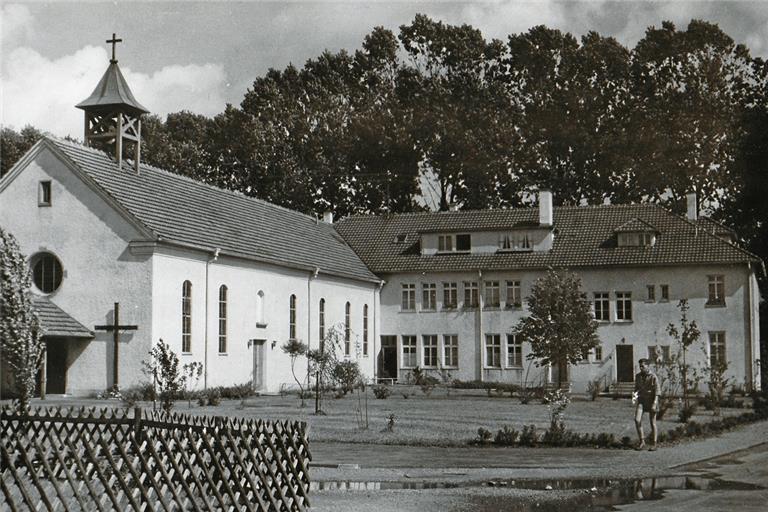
xmin=614 ymin=218 xmax=657 ymax=248
xmin=498 ymin=232 xmax=532 ymax=252
xmin=617 ymin=232 xmax=655 ymax=247
xmin=437 ymin=234 xmax=471 ymax=253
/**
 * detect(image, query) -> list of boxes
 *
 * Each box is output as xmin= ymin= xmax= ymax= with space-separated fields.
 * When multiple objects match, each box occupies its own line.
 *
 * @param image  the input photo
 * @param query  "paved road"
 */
xmin=309 ymin=420 xmax=768 ymax=511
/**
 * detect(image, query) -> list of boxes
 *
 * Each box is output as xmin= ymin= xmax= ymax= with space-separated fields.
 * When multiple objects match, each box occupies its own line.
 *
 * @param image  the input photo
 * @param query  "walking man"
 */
xmin=634 ymin=358 xmax=660 ymax=451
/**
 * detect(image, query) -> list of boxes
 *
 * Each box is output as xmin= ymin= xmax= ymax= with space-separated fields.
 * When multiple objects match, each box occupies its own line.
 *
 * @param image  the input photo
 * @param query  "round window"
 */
xmin=31 ymin=252 xmax=63 ymax=293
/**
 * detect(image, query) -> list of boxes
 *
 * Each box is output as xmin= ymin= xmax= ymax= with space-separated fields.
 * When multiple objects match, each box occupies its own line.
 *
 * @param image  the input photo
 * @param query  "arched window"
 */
xmin=31 ymin=252 xmax=63 ymax=293
xmin=344 ymin=302 xmax=351 ymax=355
xmin=319 ymin=298 xmax=326 ymax=346
xmin=182 ymin=280 xmax=192 ymax=352
xmin=289 ymin=294 xmax=297 ymax=341
xmin=218 ymin=285 xmax=227 ymax=353
xmin=363 ymin=304 xmax=369 ymax=356
xmin=256 ymin=290 xmax=265 ymax=325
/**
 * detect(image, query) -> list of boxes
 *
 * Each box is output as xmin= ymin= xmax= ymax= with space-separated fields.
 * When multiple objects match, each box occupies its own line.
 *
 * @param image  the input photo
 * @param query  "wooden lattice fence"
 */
xmin=0 ymin=406 xmax=311 ymax=511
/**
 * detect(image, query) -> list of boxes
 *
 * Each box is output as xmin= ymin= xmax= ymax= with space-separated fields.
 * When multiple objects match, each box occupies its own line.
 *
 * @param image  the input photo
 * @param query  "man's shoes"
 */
xmin=648 ymin=444 xmax=657 ymax=452
xmin=635 ymin=442 xmax=646 ymax=451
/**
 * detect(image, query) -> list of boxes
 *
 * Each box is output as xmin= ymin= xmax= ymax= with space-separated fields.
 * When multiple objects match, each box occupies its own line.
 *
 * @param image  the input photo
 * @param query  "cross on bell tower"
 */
xmin=76 ymin=34 xmax=148 ymax=173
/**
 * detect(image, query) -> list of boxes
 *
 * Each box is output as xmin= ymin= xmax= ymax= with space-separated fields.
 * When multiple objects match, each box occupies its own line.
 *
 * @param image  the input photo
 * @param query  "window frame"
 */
xmin=38 ymin=180 xmax=52 ymax=207
xmin=422 ymin=335 xmax=438 ymax=368
xmin=401 ymin=283 xmax=416 ymax=311
xmin=463 ymin=281 xmax=479 ymax=309
xmin=181 ymin=280 xmax=192 ymax=353
xmin=442 ymin=282 xmax=458 ymax=309
xmin=401 ymin=335 xmax=417 ymax=368
xmin=506 ymin=334 xmax=523 ymax=368
xmin=31 ymin=252 xmax=63 ymax=294
xmin=289 ymin=294 xmax=297 ymax=341
xmin=344 ymin=301 xmax=351 ymax=355
xmin=646 ymin=285 xmax=655 ymax=302
xmin=485 ymin=334 xmax=502 ymax=368
xmin=362 ymin=304 xmax=369 ymax=356
xmin=319 ymin=298 xmax=325 ymax=344
xmin=707 ymin=275 xmax=725 ymax=306
xmin=484 ymin=281 xmax=500 ymax=308
xmin=505 ymin=280 xmax=522 ymax=308
xmin=443 ymin=335 xmax=459 ymax=368
xmin=593 ymin=292 xmax=610 ymax=322
xmin=422 ymin=283 xmax=437 ymax=311
xmin=660 ymin=284 xmax=670 ymax=302
xmin=708 ymin=331 xmax=726 ymax=366
xmin=218 ymin=284 xmax=227 ymax=354
xmin=455 ymin=234 xmax=471 ymax=252
xmin=615 ymin=292 xmax=632 ymax=322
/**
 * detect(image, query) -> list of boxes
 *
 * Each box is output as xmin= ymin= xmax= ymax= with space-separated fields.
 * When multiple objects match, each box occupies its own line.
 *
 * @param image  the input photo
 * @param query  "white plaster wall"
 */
xmin=380 ymin=264 xmax=758 ymax=391
xmin=151 ymin=246 xmax=378 ymax=393
xmin=0 ymin=147 xmax=153 ymax=396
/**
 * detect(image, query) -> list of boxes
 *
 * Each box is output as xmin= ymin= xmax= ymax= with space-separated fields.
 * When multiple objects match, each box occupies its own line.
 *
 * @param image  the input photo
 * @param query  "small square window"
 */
xmin=39 ymin=181 xmax=52 ymax=206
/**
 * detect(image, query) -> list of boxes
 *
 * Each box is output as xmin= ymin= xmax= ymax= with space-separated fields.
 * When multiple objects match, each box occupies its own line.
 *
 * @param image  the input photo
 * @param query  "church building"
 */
xmin=0 ymin=37 xmax=762 ymax=397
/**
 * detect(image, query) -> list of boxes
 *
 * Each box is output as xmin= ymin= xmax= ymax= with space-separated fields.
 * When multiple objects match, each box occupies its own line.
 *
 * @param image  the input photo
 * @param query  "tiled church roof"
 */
xmin=335 ymin=205 xmax=761 ymax=274
xmin=47 ymin=138 xmax=379 ymax=283
xmin=31 ymin=296 xmax=94 ymax=338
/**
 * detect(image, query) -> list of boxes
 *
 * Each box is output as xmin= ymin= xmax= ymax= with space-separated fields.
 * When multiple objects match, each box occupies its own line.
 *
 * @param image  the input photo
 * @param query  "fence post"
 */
xmin=133 ymin=406 xmax=143 ymax=442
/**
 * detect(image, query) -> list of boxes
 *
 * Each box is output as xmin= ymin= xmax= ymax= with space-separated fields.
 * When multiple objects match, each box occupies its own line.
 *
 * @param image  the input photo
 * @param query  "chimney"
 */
xmin=539 ymin=190 xmax=553 ymax=226
xmin=322 ymin=210 xmax=334 ymax=224
xmin=686 ymin=192 xmax=698 ymax=222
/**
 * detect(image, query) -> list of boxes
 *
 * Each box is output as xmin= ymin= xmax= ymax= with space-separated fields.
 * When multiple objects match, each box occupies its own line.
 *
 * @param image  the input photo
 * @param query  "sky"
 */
xmin=3 ymin=0 xmax=768 ymax=139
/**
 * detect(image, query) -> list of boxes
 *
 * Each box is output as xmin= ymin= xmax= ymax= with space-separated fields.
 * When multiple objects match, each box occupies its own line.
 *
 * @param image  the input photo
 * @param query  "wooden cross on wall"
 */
xmin=107 ymin=33 xmax=122 ymax=63
xmin=95 ymin=302 xmax=137 ymax=388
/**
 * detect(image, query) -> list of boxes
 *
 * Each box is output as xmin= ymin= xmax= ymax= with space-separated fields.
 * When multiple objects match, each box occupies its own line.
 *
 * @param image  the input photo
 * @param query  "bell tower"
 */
xmin=76 ymin=34 xmax=148 ymax=172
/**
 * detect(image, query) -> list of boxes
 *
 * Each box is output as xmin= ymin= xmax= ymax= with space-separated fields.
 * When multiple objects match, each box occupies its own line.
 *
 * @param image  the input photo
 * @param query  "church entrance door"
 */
xmin=616 ymin=344 xmax=634 ymax=383
xmin=378 ymin=336 xmax=397 ymax=381
xmin=46 ymin=341 xmax=67 ymax=394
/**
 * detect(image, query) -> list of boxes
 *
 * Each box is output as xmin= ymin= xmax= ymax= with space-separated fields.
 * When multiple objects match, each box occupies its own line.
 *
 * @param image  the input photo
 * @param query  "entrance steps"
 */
xmin=609 ymin=382 xmax=635 ymax=397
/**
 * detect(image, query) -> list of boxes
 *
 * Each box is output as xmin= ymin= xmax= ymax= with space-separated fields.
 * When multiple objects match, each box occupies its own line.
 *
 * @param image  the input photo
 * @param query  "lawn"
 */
xmin=88 ymin=386 xmax=748 ymax=447
xmin=11 ymin=386 xmax=747 ymax=447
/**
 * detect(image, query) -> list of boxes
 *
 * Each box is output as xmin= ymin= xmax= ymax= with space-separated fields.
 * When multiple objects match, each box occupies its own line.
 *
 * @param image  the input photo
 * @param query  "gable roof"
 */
xmin=44 ymin=137 xmax=378 ymax=283
xmin=613 ymin=217 xmax=658 ymax=233
xmin=31 ymin=296 xmax=94 ymax=339
xmin=335 ymin=205 xmax=761 ymax=274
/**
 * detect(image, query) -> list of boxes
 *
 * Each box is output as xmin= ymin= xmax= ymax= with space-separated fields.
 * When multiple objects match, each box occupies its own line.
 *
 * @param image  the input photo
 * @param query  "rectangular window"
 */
xmin=344 ymin=302 xmax=351 ymax=356
xmin=38 ymin=181 xmax=52 ymax=206
xmin=443 ymin=335 xmax=458 ymax=368
xmin=485 ymin=334 xmax=501 ymax=368
xmin=422 ymin=283 xmax=437 ymax=310
xmin=616 ymin=292 xmax=632 ymax=321
xmin=498 ymin=233 xmax=531 ymax=251
xmin=456 ymin=234 xmax=471 ymax=251
xmin=422 ymin=335 xmax=438 ymax=367
xmin=401 ymin=283 xmax=416 ymax=311
xmin=506 ymin=280 xmax=522 ymax=308
xmin=463 ymin=282 xmax=479 ymax=308
xmin=646 ymin=285 xmax=655 ymax=302
xmin=442 ymin=282 xmax=458 ymax=309
xmin=709 ymin=332 xmax=726 ymax=366
xmin=363 ymin=304 xmax=369 ymax=356
xmin=594 ymin=345 xmax=603 ymax=361
xmin=438 ymin=235 xmax=453 ymax=252
xmin=660 ymin=284 xmax=669 ymax=301
xmin=319 ymin=299 xmax=325 ymax=344
xmin=648 ymin=345 xmax=671 ymax=364
xmin=289 ymin=295 xmax=297 ymax=341
xmin=218 ymin=285 xmax=227 ymax=353
xmin=506 ymin=334 xmax=522 ymax=367
xmin=593 ymin=292 xmax=610 ymax=322
xmin=182 ymin=281 xmax=192 ymax=353
xmin=484 ymin=281 xmax=500 ymax=308
xmin=401 ymin=335 xmax=417 ymax=368
xmin=707 ymin=275 xmax=725 ymax=306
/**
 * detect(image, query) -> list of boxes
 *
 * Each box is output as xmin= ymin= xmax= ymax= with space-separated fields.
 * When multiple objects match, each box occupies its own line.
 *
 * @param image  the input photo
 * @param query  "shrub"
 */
xmin=678 ymin=402 xmax=698 ymax=423
xmin=751 ymin=390 xmax=768 ymax=419
xmin=476 ymin=427 xmax=493 ymax=444
xmin=372 ymin=384 xmax=391 ymax=399
xmin=420 ymin=375 xmax=439 ymax=396
xmin=519 ymin=425 xmax=539 ymax=447
xmin=595 ymin=432 xmax=615 ymax=448
xmin=621 ymin=436 xmax=632 ymax=448
xmin=385 ymin=413 xmax=396 ymax=432
xmin=542 ymin=422 xmax=568 ymax=445
xmin=586 ymin=379 xmax=601 ymax=401
xmin=494 ymin=426 xmax=519 ymax=446
xmin=332 ymin=360 xmax=361 ymax=395
xmin=120 ymin=383 xmax=155 ymax=406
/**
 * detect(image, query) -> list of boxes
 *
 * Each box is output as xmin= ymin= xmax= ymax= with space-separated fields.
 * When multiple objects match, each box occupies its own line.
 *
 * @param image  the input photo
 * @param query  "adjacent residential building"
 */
xmin=0 ymin=43 xmax=762 ymax=396
xmin=335 ymin=194 xmax=763 ymax=392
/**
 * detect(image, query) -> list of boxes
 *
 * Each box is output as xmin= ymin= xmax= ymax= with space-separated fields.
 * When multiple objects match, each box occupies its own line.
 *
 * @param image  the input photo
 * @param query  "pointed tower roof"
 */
xmin=76 ymin=61 xmax=149 ymax=115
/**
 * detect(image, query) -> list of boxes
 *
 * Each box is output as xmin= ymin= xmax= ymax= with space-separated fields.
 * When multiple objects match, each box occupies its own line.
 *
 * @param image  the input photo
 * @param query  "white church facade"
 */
xmin=0 ymin=41 xmax=762 ymax=397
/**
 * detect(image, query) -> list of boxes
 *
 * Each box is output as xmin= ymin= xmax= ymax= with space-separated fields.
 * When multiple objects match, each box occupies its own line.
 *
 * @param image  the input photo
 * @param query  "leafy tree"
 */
xmin=0 ymin=228 xmax=43 ymax=412
xmin=141 ymin=339 xmax=201 ymax=413
xmin=513 ymin=269 xmax=599 ymax=387
xmin=666 ymin=299 xmax=701 ymax=409
xmin=281 ymin=338 xmax=308 ymax=407
xmin=1 ymin=126 xmax=45 ymax=178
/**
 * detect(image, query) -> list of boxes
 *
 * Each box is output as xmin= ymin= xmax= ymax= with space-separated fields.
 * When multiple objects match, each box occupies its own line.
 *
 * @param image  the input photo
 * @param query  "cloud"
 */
xmin=2 ymin=44 xmax=228 ymax=139
xmin=1 ymin=3 xmax=34 ymax=49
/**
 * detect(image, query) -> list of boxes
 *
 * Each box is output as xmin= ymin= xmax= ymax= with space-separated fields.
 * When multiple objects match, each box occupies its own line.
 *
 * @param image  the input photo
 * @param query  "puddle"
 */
xmin=311 ymin=475 xmax=765 ymax=510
